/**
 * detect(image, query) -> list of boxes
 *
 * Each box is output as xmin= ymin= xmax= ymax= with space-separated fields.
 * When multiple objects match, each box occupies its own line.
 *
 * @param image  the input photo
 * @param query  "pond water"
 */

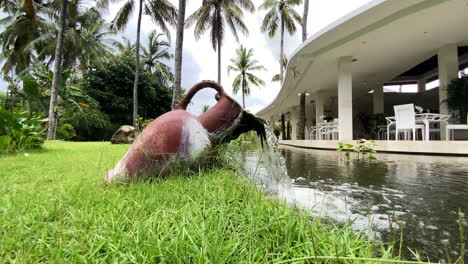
xmin=242 ymin=144 xmax=468 ymax=262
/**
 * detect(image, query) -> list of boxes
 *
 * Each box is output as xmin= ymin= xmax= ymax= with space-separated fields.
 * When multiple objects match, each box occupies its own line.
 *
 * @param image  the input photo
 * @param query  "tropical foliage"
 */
xmin=104 ymin=0 xmax=177 ymax=126
xmin=0 ymin=0 xmax=313 ymax=145
xmin=39 ymin=1 xmax=114 ymax=71
xmin=0 ymin=0 xmax=54 ymax=74
xmin=142 ymin=31 xmax=173 ymax=85
xmin=228 ymin=45 xmax=265 ymax=108
xmin=0 ymin=108 xmax=46 ymax=153
xmin=0 ymin=0 xmax=177 ymax=144
xmin=186 ymin=0 xmax=255 ymax=84
xmin=82 ymin=51 xmax=172 ymax=127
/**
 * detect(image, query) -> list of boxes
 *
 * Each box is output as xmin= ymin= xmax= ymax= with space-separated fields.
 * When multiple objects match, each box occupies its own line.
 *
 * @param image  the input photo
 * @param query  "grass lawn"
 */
xmin=0 ymin=141 xmax=421 ymax=263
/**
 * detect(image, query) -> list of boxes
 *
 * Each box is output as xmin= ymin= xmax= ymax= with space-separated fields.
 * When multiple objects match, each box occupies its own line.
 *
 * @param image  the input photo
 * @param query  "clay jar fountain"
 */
xmin=106 ymin=80 xmax=265 ymax=183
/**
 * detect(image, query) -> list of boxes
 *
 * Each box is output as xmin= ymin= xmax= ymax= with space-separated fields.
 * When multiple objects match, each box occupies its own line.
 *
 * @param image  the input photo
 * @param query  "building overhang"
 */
xmin=257 ymin=0 xmax=468 ymax=118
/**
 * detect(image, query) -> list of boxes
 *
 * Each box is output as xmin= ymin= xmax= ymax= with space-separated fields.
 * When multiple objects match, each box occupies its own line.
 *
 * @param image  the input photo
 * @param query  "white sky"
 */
xmin=1 ymin=0 xmax=374 ymax=115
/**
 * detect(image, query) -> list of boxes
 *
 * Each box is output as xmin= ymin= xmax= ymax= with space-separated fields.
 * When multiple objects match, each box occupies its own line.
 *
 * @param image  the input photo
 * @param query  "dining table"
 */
xmin=385 ymin=113 xmax=451 ymax=141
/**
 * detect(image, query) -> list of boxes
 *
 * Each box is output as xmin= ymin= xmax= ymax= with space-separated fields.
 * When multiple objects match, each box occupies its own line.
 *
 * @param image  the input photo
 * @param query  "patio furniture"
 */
xmin=330 ymin=119 xmax=339 ymax=140
xmin=386 ymin=107 xmax=451 ymax=141
xmin=317 ymin=122 xmax=329 ymax=140
xmin=376 ymin=125 xmax=387 ymax=140
xmin=392 ymin=104 xmax=425 ymax=141
xmin=446 ymin=124 xmax=468 ymax=140
xmin=317 ymin=119 xmax=339 ymax=140
xmin=309 ymin=126 xmax=317 ymax=140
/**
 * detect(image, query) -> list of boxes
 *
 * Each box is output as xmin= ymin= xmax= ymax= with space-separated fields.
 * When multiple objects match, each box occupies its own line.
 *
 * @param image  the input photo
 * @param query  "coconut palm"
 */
xmin=186 ymin=0 xmax=255 ymax=85
xmin=227 ymin=45 xmax=265 ymax=109
xmin=37 ymin=2 xmax=114 ymax=72
xmin=173 ymin=0 xmax=186 ymax=108
xmin=302 ymin=0 xmax=309 ymax=42
xmin=260 ymin=0 xmax=302 ymax=84
xmin=99 ymin=0 xmax=177 ymax=127
xmin=112 ymin=37 xmax=136 ymax=53
xmin=142 ymin=30 xmax=173 ymax=85
xmin=0 ymin=0 xmax=54 ymax=74
xmin=47 ymin=0 xmax=67 ymax=140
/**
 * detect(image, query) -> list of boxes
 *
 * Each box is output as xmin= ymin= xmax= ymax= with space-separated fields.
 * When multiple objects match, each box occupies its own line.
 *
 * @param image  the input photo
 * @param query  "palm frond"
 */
xmin=145 ymin=0 xmax=177 ymax=40
xmin=110 ymin=0 xmax=134 ymax=31
xmin=232 ymin=74 xmax=242 ymax=94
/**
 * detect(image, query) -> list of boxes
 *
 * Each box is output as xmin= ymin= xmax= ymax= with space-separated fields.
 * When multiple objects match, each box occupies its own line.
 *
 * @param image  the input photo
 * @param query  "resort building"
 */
xmin=257 ymin=0 xmax=468 ymax=154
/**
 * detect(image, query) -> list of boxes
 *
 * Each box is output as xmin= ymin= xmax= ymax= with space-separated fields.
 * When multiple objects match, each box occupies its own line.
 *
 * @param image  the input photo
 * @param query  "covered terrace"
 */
xmin=257 ymin=0 xmax=468 ymax=155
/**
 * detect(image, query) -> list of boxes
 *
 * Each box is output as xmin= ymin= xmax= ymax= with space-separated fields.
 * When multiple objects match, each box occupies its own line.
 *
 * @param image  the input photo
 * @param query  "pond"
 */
xmin=242 ymin=144 xmax=468 ymax=262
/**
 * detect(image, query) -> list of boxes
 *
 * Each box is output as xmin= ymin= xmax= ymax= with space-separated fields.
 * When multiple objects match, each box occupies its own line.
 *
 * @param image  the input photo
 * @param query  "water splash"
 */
xmin=245 ymin=124 xmax=393 ymax=239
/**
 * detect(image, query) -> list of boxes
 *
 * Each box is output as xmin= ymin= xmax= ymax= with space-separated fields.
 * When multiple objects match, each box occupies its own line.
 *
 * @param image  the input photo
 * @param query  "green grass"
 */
xmin=0 ymin=141 xmax=429 ymax=263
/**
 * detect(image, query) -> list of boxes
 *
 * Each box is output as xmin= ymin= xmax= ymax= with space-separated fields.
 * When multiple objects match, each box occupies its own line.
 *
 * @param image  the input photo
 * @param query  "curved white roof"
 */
xmin=257 ymin=0 xmax=468 ymax=117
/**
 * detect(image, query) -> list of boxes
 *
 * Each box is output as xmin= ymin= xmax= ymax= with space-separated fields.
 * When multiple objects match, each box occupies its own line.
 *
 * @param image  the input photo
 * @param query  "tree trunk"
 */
xmin=242 ymin=72 xmax=246 ymax=108
xmin=133 ymin=0 xmax=144 ymax=127
xmin=172 ymin=0 xmax=186 ymax=108
xmin=298 ymin=93 xmax=306 ymax=140
xmin=217 ymin=41 xmax=221 ymax=84
xmin=302 ymin=0 xmax=309 ymax=42
xmin=280 ymin=16 xmax=285 ymax=84
xmin=46 ymin=0 xmax=67 ymax=140
xmin=281 ymin=114 xmax=286 ymax=140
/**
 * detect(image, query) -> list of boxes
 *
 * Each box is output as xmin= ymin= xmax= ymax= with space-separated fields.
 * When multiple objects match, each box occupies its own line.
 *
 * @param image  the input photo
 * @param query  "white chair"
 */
xmin=446 ymin=124 xmax=468 ymax=140
xmin=330 ymin=119 xmax=339 ymax=140
xmin=393 ymin=104 xmax=425 ymax=140
xmin=309 ymin=126 xmax=317 ymax=140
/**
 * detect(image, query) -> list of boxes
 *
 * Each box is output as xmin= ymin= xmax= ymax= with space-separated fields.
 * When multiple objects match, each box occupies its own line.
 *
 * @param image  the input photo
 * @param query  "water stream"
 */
xmin=242 ymin=132 xmax=468 ymax=262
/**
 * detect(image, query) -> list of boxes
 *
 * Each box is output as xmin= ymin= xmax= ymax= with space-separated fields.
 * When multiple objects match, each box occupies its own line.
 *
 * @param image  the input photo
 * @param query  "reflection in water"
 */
xmin=243 ymin=144 xmax=468 ymax=262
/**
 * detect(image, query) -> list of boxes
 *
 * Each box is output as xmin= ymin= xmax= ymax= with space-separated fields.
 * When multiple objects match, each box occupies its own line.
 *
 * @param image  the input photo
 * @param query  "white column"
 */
xmin=315 ymin=93 xmax=324 ymax=139
xmin=338 ymin=56 xmax=353 ymax=140
xmin=417 ymin=79 xmax=426 ymax=93
xmin=438 ymin=44 xmax=458 ymax=139
xmin=290 ymin=106 xmax=298 ymax=140
xmin=373 ymin=84 xmax=384 ymax=114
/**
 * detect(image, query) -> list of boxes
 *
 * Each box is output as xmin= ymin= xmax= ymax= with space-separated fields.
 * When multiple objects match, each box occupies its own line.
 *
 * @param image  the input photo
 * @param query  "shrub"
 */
xmin=82 ymin=52 xmax=172 ymax=126
xmin=0 ymin=93 xmax=6 ymax=109
xmin=56 ymin=123 xmax=77 ymax=140
xmin=0 ymin=109 xmax=46 ymax=153
xmin=135 ymin=117 xmax=154 ymax=133
xmin=447 ymin=74 xmax=468 ymax=123
xmin=61 ymin=108 xmax=113 ymax=141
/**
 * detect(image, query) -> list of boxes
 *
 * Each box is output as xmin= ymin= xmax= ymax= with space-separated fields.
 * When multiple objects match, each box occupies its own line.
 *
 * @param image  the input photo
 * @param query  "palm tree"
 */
xmin=302 ymin=0 xmax=309 ymax=42
xmin=142 ymin=30 xmax=173 ymax=85
xmin=260 ymin=0 xmax=302 ymax=84
xmin=99 ymin=0 xmax=177 ymax=127
xmin=227 ymin=45 xmax=265 ymax=109
xmin=47 ymin=0 xmax=67 ymax=140
xmin=112 ymin=37 xmax=136 ymax=53
xmin=186 ymin=0 xmax=255 ymax=85
xmin=37 ymin=2 xmax=114 ymax=72
xmin=0 ymin=0 xmax=54 ymax=74
xmin=173 ymin=0 xmax=186 ymax=108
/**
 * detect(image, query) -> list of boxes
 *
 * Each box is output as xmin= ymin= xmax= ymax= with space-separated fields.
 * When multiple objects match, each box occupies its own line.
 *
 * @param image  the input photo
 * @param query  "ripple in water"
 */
xmin=243 ymin=127 xmax=468 ymax=262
